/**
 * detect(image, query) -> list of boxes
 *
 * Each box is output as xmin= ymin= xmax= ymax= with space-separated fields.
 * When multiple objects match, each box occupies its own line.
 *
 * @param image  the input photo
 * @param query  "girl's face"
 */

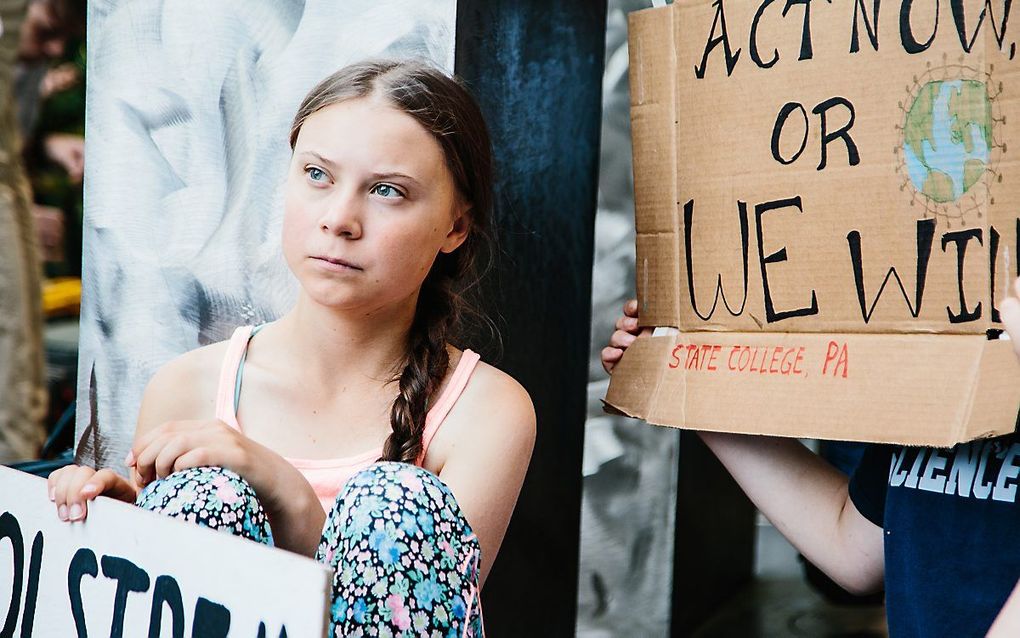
xmin=282 ymin=97 xmax=469 ymax=313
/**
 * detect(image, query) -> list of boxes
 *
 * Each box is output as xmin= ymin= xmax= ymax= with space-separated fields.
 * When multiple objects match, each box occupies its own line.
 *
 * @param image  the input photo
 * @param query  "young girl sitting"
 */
xmin=47 ymin=59 xmax=536 ymax=637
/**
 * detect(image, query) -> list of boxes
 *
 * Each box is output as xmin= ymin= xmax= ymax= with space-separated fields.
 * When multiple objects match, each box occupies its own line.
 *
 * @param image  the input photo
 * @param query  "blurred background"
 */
xmin=0 ymin=0 xmax=85 ymax=472
xmin=1 ymin=0 xmax=888 ymax=635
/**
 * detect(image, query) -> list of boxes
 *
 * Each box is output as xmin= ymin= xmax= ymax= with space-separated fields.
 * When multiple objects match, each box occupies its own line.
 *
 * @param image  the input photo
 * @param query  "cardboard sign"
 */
xmin=606 ymin=0 xmax=1020 ymax=445
xmin=0 ymin=467 xmax=330 ymax=637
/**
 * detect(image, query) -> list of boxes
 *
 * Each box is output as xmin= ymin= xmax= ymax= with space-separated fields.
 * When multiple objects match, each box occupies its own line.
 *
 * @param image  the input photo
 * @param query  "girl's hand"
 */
xmin=127 ymin=419 xmax=254 ymax=488
xmin=128 ymin=418 xmax=325 ymax=556
xmin=1001 ymin=277 xmax=1020 ymax=362
xmin=47 ymin=464 xmax=138 ymax=522
xmin=601 ymin=299 xmax=652 ymax=374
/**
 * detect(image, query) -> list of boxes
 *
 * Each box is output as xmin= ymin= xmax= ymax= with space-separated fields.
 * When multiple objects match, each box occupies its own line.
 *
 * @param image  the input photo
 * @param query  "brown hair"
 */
xmin=289 ymin=59 xmax=494 ymax=464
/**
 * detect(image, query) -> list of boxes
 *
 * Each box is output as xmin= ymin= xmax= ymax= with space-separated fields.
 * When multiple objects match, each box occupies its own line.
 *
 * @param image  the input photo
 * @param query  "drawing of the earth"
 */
xmin=903 ymin=79 xmax=992 ymax=203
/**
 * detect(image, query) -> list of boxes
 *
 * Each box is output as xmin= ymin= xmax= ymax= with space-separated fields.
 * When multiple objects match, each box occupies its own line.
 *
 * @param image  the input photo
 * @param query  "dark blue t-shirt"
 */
xmin=848 ymin=432 xmax=1020 ymax=638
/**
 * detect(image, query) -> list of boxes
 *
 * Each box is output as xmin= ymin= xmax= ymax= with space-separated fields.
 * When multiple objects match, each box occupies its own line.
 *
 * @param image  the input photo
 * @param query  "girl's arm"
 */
xmin=127 ymin=353 xmax=326 ymax=556
xmin=51 ymin=345 xmax=325 ymax=557
xmin=603 ymin=300 xmax=885 ymax=594
xmin=429 ymin=365 xmax=536 ymax=587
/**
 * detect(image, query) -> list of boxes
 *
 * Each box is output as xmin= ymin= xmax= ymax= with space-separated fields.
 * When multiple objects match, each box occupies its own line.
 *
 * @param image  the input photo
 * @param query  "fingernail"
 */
xmin=48 ymin=486 xmax=55 ymax=501
xmin=124 ymin=450 xmax=135 ymax=467
xmin=81 ymin=484 xmax=97 ymax=497
xmin=68 ymin=504 xmax=83 ymax=521
xmin=58 ymin=504 xmax=68 ymax=521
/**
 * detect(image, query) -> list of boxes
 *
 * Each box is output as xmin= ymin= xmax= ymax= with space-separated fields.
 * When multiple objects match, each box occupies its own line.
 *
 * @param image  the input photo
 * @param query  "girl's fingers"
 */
xmin=62 ymin=466 xmax=97 ymax=522
xmin=1000 ymin=297 xmax=1020 ymax=358
xmin=609 ymin=329 xmax=637 ymax=349
xmin=153 ymin=435 xmax=194 ymax=481
xmin=602 ymin=346 xmax=623 ymax=374
xmin=615 ymin=315 xmax=640 ymax=333
xmin=172 ymin=448 xmax=210 ymax=475
xmin=50 ymin=466 xmax=77 ymax=518
xmin=133 ymin=432 xmax=176 ymax=486
xmin=130 ymin=420 xmax=190 ymax=468
xmin=624 ymin=299 xmax=638 ymax=317
xmin=130 ymin=420 xmax=207 ymax=474
xmin=1013 ymin=276 xmax=1020 ymax=299
xmin=46 ymin=467 xmax=66 ymax=502
xmin=82 ymin=469 xmax=136 ymax=503
xmin=602 ymin=346 xmax=624 ymax=362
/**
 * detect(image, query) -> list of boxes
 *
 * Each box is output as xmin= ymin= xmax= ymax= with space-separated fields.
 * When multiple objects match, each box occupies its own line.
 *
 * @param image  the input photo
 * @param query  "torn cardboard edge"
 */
xmin=605 ymin=332 xmax=1020 ymax=447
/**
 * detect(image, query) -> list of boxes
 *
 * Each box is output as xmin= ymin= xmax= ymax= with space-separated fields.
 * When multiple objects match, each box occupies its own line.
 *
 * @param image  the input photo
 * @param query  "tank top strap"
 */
xmin=416 ymin=349 xmax=482 ymax=466
xmin=214 ymin=325 xmax=255 ymax=429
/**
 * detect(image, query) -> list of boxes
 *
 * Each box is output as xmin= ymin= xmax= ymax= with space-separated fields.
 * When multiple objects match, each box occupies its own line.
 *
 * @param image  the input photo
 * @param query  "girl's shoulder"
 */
xmin=433 ymin=355 xmax=536 ymax=458
xmin=457 ymin=359 xmax=533 ymax=419
xmin=136 ymin=338 xmax=234 ymax=430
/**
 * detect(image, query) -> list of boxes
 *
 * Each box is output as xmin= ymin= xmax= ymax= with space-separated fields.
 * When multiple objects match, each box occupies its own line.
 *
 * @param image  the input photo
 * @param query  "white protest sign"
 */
xmin=0 ymin=466 xmax=329 ymax=637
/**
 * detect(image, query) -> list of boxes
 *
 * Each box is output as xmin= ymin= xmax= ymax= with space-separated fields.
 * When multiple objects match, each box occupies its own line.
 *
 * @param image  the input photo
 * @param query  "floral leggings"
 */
xmin=136 ymin=462 xmax=484 ymax=638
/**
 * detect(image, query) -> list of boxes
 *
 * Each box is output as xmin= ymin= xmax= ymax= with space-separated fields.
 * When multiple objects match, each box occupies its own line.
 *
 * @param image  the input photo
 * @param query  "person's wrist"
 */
xmin=238 ymin=442 xmax=306 ymax=513
xmin=233 ymin=437 xmax=268 ymax=486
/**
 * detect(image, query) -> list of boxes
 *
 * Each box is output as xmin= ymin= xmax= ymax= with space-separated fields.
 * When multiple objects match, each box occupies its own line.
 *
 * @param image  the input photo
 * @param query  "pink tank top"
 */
xmin=213 ymin=325 xmax=481 ymax=511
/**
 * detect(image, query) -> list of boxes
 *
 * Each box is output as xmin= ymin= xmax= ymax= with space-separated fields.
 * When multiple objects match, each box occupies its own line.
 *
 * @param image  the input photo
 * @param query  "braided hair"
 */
xmin=288 ymin=60 xmax=494 ymax=463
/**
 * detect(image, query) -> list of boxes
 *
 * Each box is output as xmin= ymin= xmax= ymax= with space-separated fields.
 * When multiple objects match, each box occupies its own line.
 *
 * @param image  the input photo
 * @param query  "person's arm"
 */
xmin=51 ymin=347 xmax=326 ymax=557
xmin=126 ymin=355 xmax=326 ymax=556
xmin=429 ymin=364 xmax=536 ymax=587
xmin=602 ymin=300 xmax=884 ymax=594
xmin=698 ymin=432 xmax=884 ymax=593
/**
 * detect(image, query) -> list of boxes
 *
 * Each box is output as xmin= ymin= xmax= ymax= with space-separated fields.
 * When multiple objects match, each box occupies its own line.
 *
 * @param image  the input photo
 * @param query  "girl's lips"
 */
xmin=310 ymin=255 xmax=363 ymax=271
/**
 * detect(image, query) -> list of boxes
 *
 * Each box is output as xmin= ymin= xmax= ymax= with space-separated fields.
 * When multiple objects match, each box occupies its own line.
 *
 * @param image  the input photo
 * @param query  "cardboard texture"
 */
xmin=608 ymin=0 xmax=1020 ymax=445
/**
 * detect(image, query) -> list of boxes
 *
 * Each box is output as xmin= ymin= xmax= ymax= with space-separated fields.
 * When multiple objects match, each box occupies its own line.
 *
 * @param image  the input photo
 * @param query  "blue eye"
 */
xmin=371 ymin=183 xmax=404 ymax=199
xmin=305 ymin=166 xmax=327 ymax=182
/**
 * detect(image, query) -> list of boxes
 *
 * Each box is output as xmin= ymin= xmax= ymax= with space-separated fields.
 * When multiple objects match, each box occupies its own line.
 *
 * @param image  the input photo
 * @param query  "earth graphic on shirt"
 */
xmin=902 ymin=79 xmax=992 ymax=203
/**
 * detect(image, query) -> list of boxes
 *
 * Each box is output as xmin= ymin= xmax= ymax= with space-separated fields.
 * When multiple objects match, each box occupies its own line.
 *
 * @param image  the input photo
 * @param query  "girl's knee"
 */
xmin=136 ymin=466 xmax=252 ymax=507
xmin=344 ymin=462 xmax=457 ymax=512
xmin=320 ymin=462 xmax=483 ymax=633
xmin=327 ymin=462 xmax=473 ymax=542
xmin=135 ymin=466 xmax=270 ymax=544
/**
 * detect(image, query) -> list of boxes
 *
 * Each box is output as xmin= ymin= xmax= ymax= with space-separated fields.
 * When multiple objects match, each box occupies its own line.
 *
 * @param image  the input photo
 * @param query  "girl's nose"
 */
xmin=318 ymin=190 xmax=363 ymax=239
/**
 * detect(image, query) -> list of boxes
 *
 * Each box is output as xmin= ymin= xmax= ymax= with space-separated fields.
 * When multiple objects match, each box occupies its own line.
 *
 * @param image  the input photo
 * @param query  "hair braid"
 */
xmin=381 ymin=276 xmax=456 ymax=463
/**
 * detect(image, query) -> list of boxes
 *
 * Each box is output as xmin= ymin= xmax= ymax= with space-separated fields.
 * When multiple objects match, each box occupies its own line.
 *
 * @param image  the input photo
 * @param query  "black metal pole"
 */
xmin=455 ymin=2 xmax=607 ymax=634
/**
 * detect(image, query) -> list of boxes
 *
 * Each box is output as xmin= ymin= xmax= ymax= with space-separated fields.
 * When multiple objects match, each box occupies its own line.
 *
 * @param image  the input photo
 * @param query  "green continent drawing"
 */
xmin=902 ymin=79 xmax=992 ymax=203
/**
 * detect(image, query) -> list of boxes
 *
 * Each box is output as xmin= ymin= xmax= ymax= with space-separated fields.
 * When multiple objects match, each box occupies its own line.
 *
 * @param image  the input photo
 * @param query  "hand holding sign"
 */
xmin=1000 ymin=277 xmax=1020 ymax=361
xmin=602 ymin=299 xmax=651 ymax=374
xmin=47 ymin=465 xmax=137 ymax=522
